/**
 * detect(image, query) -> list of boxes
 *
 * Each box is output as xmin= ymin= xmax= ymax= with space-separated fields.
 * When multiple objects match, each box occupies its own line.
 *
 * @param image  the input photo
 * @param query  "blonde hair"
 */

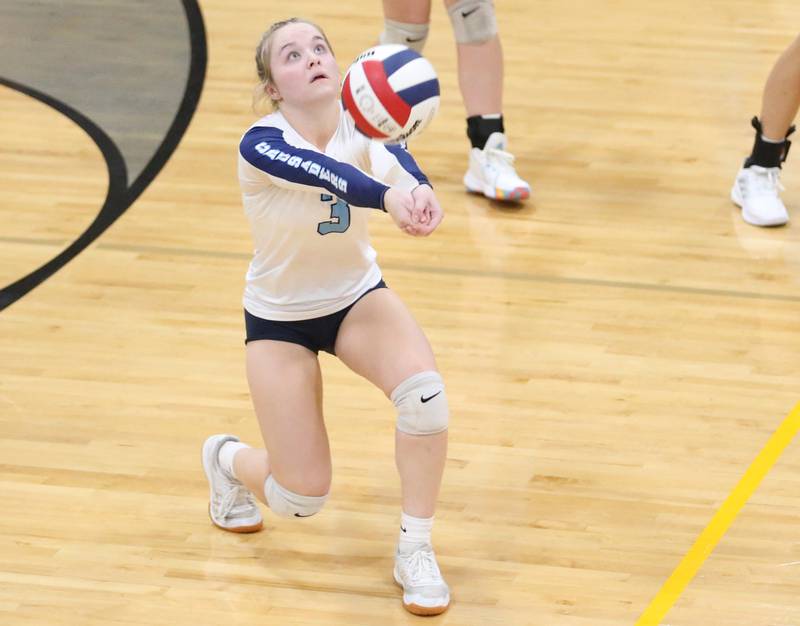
xmin=253 ymin=18 xmax=335 ymax=113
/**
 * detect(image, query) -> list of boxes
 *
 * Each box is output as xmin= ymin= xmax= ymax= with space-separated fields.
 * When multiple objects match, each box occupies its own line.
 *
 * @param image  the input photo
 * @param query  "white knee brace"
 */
xmin=447 ymin=0 xmax=497 ymax=44
xmin=264 ymin=474 xmax=328 ymax=518
xmin=379 ymin=18 xmax=430 ymax=53
xmin=391 ymin=371 xmax=449 ymax=435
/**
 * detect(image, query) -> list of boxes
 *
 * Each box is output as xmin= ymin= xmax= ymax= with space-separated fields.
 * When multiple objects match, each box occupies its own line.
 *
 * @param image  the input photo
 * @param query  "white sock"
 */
xmin=761 ymin=133 xmax=785 ymax=144
xmin=218 ymin=441 xmax=249 ymax=480
xmin=398 ymin=512 xmax=434 ymax=554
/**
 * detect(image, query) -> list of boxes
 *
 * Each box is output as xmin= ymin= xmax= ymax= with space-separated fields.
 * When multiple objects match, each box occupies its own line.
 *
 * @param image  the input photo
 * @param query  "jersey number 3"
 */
xmin=318 ymin=194 xmax=351 ymax=235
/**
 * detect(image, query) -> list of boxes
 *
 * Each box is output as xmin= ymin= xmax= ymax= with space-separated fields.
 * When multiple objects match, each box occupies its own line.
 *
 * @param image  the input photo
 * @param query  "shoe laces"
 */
xmin=218 ymin=481 xmax=257 ymax=519
xmin=404 ymin=548 xmax=442 ymax=586
xmin=484 ymin=146 xmax=517 ymax=174
xmin=751 ymin=167 xmax=785 ymax=196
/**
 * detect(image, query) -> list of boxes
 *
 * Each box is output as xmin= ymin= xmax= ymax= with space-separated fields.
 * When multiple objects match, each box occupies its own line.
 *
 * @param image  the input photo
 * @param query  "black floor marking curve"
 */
xmin=0 ymin=0 xmax=207 ymax=312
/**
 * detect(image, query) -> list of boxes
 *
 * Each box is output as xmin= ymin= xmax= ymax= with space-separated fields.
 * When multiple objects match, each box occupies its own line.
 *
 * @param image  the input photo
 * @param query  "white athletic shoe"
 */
xmin=463 ymin=132 xmax=531 ymax=201
xmin=731 ymin=165 xmax=790 ymax=227
xmin=393 ymin=544 xmax=450 ymax=616
xmin=202 ymin=434 xmax=263 ymax=533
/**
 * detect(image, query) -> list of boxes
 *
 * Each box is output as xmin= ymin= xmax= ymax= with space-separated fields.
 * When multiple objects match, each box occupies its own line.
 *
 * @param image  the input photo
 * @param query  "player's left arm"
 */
xmin=369 ymin=142 xmax=442 ymax=236
xmin=368 ymin=141 xmax=430 ymax=190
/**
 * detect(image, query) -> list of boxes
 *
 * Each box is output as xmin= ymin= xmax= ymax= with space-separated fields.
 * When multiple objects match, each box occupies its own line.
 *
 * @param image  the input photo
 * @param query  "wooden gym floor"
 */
xmin=1 ymin=1 xmax=799 ymax=624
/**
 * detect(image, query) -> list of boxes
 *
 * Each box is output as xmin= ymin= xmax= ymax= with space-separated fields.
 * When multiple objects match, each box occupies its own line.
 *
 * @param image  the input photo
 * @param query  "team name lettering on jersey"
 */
xmin=253 ymin=141 xmax=348 ymax=193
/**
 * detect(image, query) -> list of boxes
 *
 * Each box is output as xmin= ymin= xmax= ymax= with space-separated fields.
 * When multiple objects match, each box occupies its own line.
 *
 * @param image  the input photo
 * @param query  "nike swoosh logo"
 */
xmin=420 ymin=391 xmax=442 ymax=403
xmin=405 ymin=36 xmax=425 ymax=43
xmin=462 ymin=7 xmax=479 ymax=18
xmin=400 ymin=525 xmax=407 ymax=533
xmin=294 ymin=512 xmax=315 ymax=518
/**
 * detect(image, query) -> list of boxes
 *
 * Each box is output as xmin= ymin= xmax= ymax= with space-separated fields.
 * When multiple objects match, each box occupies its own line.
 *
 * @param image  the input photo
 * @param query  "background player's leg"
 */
xmin=760 ymin=34 xmax=800 ymax=139
xmin=443 ymin=0 xmax=530 ymax=201
xmin=444 ymin=0 xmax=503 ymax=117
xmin=381 ymin=0 xmax=432 ymax=28
xmin=379 ymin=0 xmax=433 ymax=53
xmin=732 ymin=34 xmax=800 ymax=227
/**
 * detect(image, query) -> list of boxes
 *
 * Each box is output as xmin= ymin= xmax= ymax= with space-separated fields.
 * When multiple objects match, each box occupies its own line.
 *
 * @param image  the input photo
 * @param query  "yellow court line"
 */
xmin=635 ymin=402 xmax=800 ymax=626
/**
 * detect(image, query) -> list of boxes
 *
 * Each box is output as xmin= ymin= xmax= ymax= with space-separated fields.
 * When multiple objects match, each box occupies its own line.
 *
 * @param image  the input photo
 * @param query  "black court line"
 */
xmin=3 ymin=234 xmax=798 ymax=304
xmin=0 ymin=0 xmax=207 ymax=313
xmin=64 ymin=240 xmax=800 ymax=305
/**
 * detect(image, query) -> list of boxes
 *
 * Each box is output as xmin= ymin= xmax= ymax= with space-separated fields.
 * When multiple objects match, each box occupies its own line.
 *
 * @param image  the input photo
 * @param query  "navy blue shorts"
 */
xmin=244 ymin=279 xmax=387 ymax=355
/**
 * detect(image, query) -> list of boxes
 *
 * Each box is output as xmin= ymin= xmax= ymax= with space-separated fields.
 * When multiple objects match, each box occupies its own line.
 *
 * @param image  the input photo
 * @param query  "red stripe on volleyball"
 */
xmin=342 ymin=71 xmax=388 ymax=139
xmin=361 ymin=60 xmax=411 ymax=125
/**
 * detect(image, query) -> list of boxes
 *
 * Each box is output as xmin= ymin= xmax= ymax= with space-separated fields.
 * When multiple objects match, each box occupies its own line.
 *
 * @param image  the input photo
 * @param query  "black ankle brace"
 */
xmin=466 ymin=115 xmax=505 ymax=149
xmin=745 ymin=116 xmax=796 ymax=168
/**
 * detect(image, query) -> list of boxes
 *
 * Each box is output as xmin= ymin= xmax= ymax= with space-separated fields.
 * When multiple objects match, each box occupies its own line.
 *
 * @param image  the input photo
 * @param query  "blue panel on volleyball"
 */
xmin=397 ymin=79 xmax=440 ymax=106
xmin=382 ymin=48 xmax=423 ymax=78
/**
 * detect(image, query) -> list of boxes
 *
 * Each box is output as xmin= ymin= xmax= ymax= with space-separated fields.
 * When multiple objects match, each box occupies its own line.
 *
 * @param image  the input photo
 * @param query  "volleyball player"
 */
xmin=732 ymin=35 xmax=800 ymax=227
xmin=379 ymin=0 xmax=530 ymax=201
xmin=201 ymin=18 xmax=451 ymax=616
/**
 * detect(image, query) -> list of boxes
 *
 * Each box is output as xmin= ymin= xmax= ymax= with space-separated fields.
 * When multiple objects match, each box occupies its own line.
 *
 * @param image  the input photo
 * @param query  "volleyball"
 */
xmin=341 ymin=44 xmax=440 ymax=143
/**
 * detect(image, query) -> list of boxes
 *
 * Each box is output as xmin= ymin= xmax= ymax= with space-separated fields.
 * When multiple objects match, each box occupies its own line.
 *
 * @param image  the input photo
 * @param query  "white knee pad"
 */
xmin=391 ymin=371 xmax=449 ymax=435
xmin=264 ymin=474 xmax=328 ymax=518
xmin=447 ymin=0 xmax=497 ymax=44
xmin=379 ymin=18 xmax=430 ymax=53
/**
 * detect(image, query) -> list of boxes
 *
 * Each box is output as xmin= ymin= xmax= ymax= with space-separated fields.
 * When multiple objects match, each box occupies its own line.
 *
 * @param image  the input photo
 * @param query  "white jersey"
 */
xmin=237 ymin=107 xmax=429 ymax=321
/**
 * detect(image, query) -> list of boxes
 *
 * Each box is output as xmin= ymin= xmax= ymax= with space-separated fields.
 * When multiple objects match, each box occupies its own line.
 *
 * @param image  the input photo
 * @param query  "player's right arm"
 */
xmin=240 ymin=126 xmax=391 ymax=211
